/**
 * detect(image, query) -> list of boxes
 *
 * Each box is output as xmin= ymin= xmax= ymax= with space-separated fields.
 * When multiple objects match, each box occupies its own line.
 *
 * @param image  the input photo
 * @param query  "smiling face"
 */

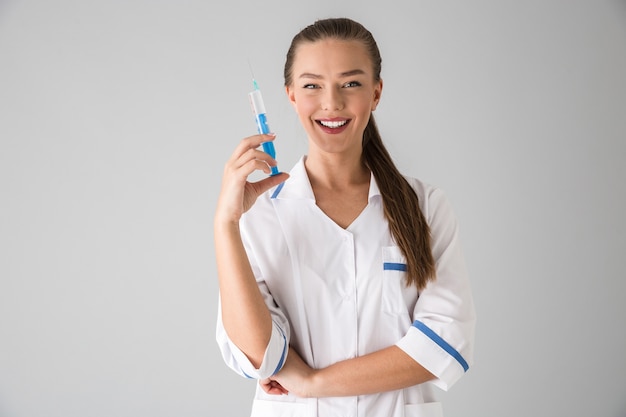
xmin=286 ymin=39 xmax=383 ymax=158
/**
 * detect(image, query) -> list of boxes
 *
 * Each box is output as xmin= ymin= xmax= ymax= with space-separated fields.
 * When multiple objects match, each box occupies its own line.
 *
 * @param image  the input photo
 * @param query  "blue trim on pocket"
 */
xmin=271 ymin=182 xmax=285 ymax=199
xmin=412 ymin=320 xmax=469 ymax=372
xmin=383 ymin=262 xmax=407 ymax=272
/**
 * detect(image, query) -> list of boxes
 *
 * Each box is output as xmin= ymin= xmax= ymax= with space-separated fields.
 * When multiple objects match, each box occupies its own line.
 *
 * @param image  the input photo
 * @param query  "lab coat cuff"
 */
xmin=396 ymin=321 xmax=469 ymax=391
xmin=228 ymin=320 xmax=288 ymax=380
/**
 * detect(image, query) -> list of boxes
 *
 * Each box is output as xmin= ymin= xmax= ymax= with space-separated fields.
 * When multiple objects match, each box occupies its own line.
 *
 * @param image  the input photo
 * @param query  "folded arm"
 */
xmin=263 ymin=346 xmax=434 ymax=398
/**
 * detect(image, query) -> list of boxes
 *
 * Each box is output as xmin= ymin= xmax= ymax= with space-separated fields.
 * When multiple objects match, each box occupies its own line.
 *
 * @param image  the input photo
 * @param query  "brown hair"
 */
xmin=284 ymin=18 xmax=436 ymax=290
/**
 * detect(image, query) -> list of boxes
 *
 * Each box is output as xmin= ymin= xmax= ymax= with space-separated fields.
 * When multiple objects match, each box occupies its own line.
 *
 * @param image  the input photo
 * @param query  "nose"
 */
xmin=321 ymin=87 xmax=344 ymax=111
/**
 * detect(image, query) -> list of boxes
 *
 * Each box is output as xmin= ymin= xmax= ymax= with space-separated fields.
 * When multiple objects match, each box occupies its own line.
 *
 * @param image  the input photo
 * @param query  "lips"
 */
xmin=316 ymin=118 xmax=351 ymax=134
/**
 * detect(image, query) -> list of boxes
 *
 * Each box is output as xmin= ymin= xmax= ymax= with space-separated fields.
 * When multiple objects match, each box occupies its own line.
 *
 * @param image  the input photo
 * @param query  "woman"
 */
xmin=215 ymin=17 xmax=475 ymax=417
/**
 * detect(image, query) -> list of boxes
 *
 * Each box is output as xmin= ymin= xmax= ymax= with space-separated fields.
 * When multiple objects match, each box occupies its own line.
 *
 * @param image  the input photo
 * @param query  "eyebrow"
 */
xmin=298 ymin=69 xmax=366 ymax=79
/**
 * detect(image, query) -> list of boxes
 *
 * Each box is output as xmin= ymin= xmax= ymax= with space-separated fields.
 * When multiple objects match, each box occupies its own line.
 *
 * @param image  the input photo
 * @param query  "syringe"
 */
xmin=249 ymin=79 xmax=280 ymax=176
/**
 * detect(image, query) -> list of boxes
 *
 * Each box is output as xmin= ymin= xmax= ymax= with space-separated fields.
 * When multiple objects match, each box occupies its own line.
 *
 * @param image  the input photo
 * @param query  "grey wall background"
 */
xmin=1 ymin=1 xmax=625 ymax=416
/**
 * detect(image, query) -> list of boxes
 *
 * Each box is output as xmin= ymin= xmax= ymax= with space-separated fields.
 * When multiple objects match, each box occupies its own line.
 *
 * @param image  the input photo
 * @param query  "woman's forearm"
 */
xmin=215 ymin=220 xmax=272 ymax=367
xmin=277 ymin=345 xmax=434 ymax=398
xmin=313 ymin=346 xmax=434 ymax=397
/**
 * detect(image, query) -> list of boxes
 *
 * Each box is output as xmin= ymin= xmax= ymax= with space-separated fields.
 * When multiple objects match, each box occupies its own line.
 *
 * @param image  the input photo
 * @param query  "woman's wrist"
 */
xmin=295 ymin=367 xmax=327 ymax=398
xmin=213 ymin=215 xmax=241 ymax=233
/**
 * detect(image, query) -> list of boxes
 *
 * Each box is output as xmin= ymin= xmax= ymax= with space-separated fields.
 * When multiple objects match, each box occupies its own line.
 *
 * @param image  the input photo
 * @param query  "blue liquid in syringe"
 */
xmin=250 ymin=81 xmax=279 ymax=176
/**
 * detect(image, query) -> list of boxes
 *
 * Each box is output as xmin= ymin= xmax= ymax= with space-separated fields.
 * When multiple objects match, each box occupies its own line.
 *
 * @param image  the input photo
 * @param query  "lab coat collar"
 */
xmin=271 ymin=156 xmax=382 ymax=202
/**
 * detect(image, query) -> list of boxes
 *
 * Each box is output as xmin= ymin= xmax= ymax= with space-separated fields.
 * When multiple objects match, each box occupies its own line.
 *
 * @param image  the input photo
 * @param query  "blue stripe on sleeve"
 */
xmin=383 ymin=262 xmax=407 ymax=271
xmin=271 ymin=327 xmax=288 ymax=376
xmin=242 ymin=326 xmax=287 ymax=379
xmin=412 ymin=320 xmax=469 ymax=372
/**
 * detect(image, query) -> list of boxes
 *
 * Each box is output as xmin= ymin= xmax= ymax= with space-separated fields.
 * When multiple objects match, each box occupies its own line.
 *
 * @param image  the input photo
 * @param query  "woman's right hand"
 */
xmin=215 ymin=133 xmax=289 ymax=225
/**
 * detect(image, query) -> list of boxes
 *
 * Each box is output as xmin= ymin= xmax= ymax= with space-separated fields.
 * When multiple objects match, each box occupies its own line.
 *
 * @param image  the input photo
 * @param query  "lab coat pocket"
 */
xmin=381 ymin=246 xmax=411 ymax=315
xmin=405 ymin=402 xmax=444 ymax=417
xmin=250 ymin=398 xmax=314 ymax=417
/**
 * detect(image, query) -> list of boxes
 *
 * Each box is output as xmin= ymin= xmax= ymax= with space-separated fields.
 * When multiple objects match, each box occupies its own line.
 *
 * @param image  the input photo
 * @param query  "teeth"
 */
xmin=319 ymin=120 xmax=347 ymax=128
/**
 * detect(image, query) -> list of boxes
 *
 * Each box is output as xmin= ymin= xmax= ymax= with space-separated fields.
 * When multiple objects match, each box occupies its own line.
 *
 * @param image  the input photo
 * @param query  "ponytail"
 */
xmin=362 ymin=116 xmax=436 ymax=290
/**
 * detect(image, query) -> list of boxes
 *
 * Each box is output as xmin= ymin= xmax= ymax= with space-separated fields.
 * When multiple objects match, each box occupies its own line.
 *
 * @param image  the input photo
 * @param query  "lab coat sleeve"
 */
xmin=216 ymin=298 xmax=289 ymax=380
xmin=215 ymin=232 xmax=291 ymax=380
xmin=395 ymin=186 xmax=476 ymax=391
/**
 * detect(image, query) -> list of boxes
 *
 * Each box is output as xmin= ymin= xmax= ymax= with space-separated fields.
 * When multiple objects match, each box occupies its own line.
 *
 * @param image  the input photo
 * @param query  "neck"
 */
xmin=304 ymin=150 xmax=370 ymax=190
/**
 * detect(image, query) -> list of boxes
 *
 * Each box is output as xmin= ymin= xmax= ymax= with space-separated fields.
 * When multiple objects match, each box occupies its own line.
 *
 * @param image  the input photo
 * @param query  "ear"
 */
xmin=285 ymin=85 xmax=297 ymax=109
xmin=372 ymin=78 xmax=383 ymax=111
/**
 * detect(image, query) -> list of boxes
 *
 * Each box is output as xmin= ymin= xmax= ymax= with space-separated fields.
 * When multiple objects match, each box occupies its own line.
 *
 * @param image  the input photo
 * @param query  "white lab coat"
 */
xmin=216 ymin=156 xmax=476 ymax=417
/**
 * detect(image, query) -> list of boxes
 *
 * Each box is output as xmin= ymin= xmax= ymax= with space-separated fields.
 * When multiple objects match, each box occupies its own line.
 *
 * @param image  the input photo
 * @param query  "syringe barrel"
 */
xmin=248 ymin=87 xmax=279 ymax=175
xmin=254 ymin=113 xmax=271 ymax=135
xmin=249 ymin=90 xmax=271 ymax=134
xmin=249 ymin=89 xmax=267 ymax=117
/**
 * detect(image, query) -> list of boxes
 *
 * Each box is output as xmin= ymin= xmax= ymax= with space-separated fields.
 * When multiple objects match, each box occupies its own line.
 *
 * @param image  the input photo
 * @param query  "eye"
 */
xmin=303 ymin=84 xmax=319 ymax=89
xmin=343 ymin=81 xmax=362 ymax=88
